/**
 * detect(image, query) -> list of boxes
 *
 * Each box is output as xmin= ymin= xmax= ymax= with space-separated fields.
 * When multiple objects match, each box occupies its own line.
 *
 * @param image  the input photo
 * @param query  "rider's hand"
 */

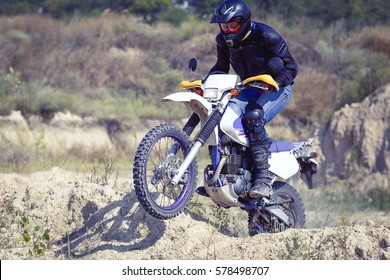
xmin=190 ymin=88 xmax=203 ymax=95
xmin=260 ymin=82 xmax=276 ymax=93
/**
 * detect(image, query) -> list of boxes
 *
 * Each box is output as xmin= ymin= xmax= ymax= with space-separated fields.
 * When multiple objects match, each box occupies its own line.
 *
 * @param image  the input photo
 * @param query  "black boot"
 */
xmin=243 ymin=102 xmax=273 ymax=198
xmin=249 ymin=141 xmax=273 ymax=198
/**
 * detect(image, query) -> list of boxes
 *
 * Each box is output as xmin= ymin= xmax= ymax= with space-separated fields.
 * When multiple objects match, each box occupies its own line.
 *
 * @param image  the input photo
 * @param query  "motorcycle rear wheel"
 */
xmin=133 ymin=124 xmax=198 ymax=220
xmin=248 ymin=182 xmax=306 ymax=236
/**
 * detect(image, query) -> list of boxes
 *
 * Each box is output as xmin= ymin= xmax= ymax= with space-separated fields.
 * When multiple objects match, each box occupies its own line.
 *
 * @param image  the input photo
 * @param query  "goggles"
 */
xmin=219 ymin=20 xmax=242 ymax=34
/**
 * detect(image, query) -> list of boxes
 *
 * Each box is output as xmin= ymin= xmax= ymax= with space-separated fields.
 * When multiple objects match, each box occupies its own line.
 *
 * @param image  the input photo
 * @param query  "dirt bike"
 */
xmin=133 ymin=57 xmax=319 ymax=236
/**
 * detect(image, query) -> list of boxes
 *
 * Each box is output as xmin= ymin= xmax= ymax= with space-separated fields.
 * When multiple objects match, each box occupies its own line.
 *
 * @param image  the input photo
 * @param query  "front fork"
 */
xmin=170 ymin=109 xmax=223 ymax=185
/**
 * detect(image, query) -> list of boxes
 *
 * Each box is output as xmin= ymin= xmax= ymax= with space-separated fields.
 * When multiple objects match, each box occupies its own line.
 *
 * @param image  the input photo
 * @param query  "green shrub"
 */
xmin=0 ymin=67 xmax=23 ymax=115
xmin=339 ymin=53 xmax=390 ymax=108
xmin=11 ymin=84 xmax=80 ymax=120
xmin=367 ymin=188 xmax=390 ymax=211
xmin=157 ymin=7 xmax=187 ymax=26
xmin=4 ymin=29 xmax=31 ymax=43
xmin=20 ymin=216 xmax=51 ymax=258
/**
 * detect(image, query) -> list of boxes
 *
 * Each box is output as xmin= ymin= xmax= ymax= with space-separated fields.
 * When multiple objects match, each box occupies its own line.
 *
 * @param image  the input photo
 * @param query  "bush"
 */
xmin=339 ymin=53 xmax=390 ymax=108
xmin=0 ymin=67 xmax=23 ymax=115
xmin=0 ymin=69 xmax=80 ymax=120
xmin=367 ymin=188 xmax=390 ymax=211
xmin=346 ymin=26 xmax=390 ymax=56
xmin=157 ymin=7 xmax=187 ymax=26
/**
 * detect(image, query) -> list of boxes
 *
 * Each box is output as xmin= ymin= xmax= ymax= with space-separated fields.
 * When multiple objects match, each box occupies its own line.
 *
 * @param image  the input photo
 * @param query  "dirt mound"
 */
xmin=0 ymin=168 xmax=389 ymax=260
xmin=320 ymin=85 xmax=390 ymax=179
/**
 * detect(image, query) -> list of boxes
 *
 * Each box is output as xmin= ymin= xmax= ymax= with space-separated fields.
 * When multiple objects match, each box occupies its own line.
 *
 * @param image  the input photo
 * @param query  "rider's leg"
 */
xmin=244 ymin=102 xmax=273 ymax=198
xmin=221 ymin=86 xmax=292 ymax=198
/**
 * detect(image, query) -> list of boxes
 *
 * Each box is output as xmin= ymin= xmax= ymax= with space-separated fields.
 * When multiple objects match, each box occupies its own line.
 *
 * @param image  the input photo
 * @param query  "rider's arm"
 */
xmin=209 ymin=34 xmax=230 ymax=74
xmin=262 ymin=28 xmax=298 ymax=87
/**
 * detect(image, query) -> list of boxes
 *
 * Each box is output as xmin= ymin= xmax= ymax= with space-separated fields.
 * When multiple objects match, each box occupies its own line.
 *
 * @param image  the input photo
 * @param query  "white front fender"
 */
xmin=162 ymin=92 xmax=212 ymax=115
xmin=162 ymin=92 xmax=218 ymax=145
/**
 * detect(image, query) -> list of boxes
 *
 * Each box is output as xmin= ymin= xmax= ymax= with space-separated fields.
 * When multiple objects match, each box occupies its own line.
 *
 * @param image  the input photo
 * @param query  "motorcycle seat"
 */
xmin=269 ymin=139 xmax=295 ymax=153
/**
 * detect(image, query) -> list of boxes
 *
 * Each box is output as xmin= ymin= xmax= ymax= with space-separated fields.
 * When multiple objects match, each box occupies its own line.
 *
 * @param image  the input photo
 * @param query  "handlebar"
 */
xmin=242 ymin=81 xmax=270 ymax=91
xmin=179 ymin=74 xmax=279 ymax=98
xmin=242 ymin=74 xmax=279 ymax=92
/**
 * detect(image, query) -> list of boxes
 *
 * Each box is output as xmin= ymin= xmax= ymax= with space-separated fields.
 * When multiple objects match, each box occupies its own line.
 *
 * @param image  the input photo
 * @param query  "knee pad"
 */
xmin=244 ymin=103 xmax=265 ymax=132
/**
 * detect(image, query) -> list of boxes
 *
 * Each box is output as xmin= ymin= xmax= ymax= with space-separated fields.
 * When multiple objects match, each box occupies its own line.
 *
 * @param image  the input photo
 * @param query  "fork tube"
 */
xmin=170 ymin=141 xmax=202 ymax=185
xmin=182 ymin=113 xmax=200 ymax=136
xmin=170 ymin=108 xmax=223 ymax=185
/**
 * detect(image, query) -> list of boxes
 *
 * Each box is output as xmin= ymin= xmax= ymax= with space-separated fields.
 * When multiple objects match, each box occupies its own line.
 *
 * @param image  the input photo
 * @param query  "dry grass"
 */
xmin=0 ymin=14 xmax=389 ymax=128
xmin=285 ymin=67 xmax=342 ymax=123
xmin=344 ymin=26 xmax=390 ymax=56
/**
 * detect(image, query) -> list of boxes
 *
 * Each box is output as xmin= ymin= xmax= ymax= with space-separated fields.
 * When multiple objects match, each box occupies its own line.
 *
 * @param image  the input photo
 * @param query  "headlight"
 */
xmin=203 ymin=88 xmax=218 ymax=99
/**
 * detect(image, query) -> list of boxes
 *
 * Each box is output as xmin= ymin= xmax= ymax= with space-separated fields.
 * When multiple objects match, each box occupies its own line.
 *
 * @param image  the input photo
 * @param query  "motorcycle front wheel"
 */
xmin=133 ymin=123 xmax=198 ymax=220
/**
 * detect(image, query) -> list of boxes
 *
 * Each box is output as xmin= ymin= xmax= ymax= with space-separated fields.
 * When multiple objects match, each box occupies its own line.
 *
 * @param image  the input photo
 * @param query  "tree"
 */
xmin=365 ymin=0 xmax=390 ymax=25
xmin=130 ymin=0 xmax=173 ymax=23
xmin=43 ymin=0 xmax=85 ymax=17
xmin=188 ymin=0 xmax=220 ymax=18
xmin=0 ymin=0 xmax=42 ymax=15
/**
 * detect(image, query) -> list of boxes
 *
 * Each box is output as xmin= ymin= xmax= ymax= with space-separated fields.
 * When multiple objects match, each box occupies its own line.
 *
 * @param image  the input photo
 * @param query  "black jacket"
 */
xmin=209 ymin=22 xmax=298 ymax=87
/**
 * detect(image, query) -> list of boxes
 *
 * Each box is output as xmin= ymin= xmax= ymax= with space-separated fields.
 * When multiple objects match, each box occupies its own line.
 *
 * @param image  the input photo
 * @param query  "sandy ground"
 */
xmin=0 ymin=168 xmax=389 ymax=260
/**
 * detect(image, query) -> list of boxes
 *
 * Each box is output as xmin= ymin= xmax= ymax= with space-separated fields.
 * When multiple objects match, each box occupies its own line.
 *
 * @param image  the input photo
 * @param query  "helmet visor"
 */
xmin=219 ymin=20 xmax=241 ymax=34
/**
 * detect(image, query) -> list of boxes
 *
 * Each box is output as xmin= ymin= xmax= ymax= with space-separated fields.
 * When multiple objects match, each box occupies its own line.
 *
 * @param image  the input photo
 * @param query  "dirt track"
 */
xmin=1 ymin=168 xmax=389 ymax=260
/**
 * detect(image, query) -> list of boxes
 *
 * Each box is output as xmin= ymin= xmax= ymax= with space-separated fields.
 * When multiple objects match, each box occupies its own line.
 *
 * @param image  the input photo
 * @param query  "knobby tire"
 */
xmin=133 ymin=124 xmax=198 ymax=220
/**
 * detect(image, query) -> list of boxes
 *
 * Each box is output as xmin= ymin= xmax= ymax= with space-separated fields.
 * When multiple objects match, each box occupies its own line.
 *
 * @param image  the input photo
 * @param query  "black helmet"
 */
xmin=210 ymin=0 xmax=251 ymax=47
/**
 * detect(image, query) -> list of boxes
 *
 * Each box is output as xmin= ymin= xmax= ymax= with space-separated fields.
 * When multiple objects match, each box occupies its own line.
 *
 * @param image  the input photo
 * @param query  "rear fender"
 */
xmin=269 ymin=151 xmax=300 ymax=180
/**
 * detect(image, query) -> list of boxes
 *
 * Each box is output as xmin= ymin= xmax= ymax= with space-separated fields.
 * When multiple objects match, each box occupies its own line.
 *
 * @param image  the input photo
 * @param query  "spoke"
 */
xmin=144 ymin=134 xmax=188 ymax=209
xmin=150 ymin=142 xmax=163 ymax=166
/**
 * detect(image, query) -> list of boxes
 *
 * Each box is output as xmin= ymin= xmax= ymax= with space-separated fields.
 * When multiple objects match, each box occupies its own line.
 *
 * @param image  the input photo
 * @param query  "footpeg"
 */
xmin=257 ymin=197 xmax=272 ymax=207
xmin=195 ymin=186 xmax=210 ymax=197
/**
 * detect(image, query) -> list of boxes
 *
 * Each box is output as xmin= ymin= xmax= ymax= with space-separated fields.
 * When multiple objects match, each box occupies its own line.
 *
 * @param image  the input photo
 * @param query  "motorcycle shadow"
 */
xmin=54 ymin=190 xmax=237 ymax=259
xmin=54 ymin=190 xmax=166 ymax=259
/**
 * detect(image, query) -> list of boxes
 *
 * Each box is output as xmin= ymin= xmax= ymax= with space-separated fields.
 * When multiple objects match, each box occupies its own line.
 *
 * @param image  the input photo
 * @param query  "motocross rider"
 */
xmin=209 ymin=0 xmax=298 ymax=198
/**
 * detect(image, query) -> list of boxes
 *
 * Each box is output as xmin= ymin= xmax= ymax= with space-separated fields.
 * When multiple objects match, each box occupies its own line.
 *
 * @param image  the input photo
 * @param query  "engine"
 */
xmin=208 ymin=135 xmax=253 ymax=196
